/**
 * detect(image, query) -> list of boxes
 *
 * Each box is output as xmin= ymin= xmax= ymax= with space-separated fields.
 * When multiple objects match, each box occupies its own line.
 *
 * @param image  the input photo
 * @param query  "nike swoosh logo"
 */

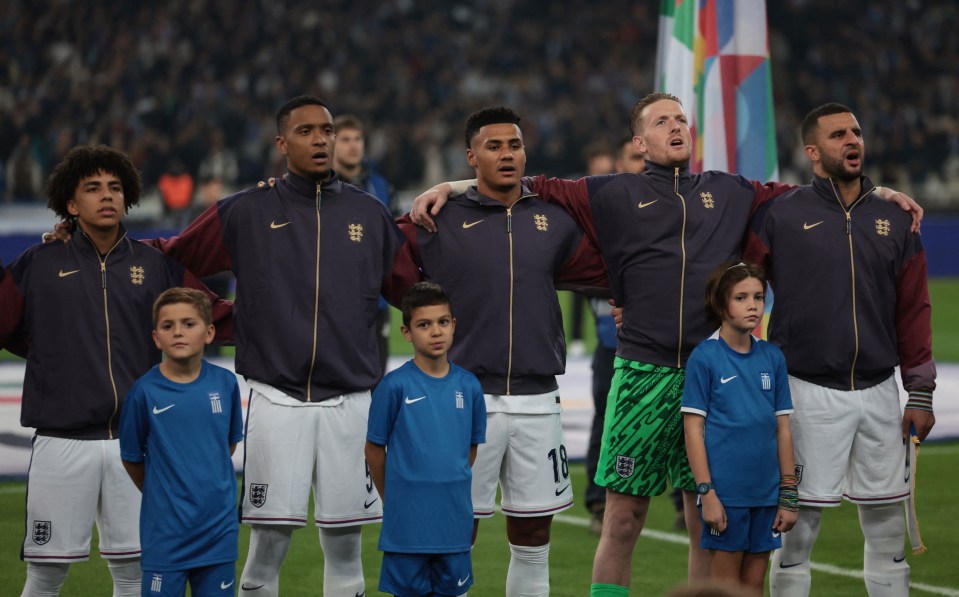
xmin=893 ymin=555 xmax=906 ymax=563
xmin=462 ymin=219 xmax=485 ymax=229
xmin=405 ymin=396 xmax=426 ymax=404
xmin=220 ymin=580 xmax=235 ymax=589
xmin=58 ymin=269 xmax=80 ymax=278
xmin=779 ymin=562 xmax=802 ymax=569
xmin=457 ymin=575 xmax=470 ymax=587
xmin=555 ymin=484 xmax=570 ymax=496
xmin=241 ymin=583 xmax=265 ymax=590
xmin=867 ymin=579 xmax=894 ymax=587
xmin=270 ymin=221 xmax=291 ymax=229
xmin=720 ymin=376 xmax=737 ymax=384
xmin=803 ymin=221 xmax=824 ymax=230
xmin=356 ymin=592 xmax=366 ymax=597
xmin=152 ymin=404 xmax=175 ymax=414
xmin=772 ymin=531 xmax=781 ymax=538
xmin=364 ymin=497 xmax=378 ymax=509
xmin=637 ymin=200 xmax=658 ymax=208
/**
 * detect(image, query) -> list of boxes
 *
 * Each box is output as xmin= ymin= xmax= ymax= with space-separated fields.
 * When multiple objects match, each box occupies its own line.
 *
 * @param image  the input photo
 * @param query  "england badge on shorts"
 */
xmin=615 ymin=455 xmax=635 ymax=478
xmin=250 ymin=483 xmax=269 ymax=508
xmin=33 ymin=521 xmax=52 ymax=545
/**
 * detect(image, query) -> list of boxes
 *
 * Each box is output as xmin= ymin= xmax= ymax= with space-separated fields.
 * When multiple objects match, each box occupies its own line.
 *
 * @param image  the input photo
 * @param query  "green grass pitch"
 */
xmin=1 ymin=450 xmax=957 ymax=595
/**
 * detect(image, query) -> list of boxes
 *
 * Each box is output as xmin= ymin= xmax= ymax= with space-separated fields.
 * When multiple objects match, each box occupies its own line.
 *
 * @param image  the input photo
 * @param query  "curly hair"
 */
xmin=46 ymin=145 xmax=142 ymax=221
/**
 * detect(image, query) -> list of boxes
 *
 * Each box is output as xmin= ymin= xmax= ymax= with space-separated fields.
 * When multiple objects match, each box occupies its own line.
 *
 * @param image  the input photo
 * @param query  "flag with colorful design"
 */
xmin=655 ymin=0 xmax=779 ymax=183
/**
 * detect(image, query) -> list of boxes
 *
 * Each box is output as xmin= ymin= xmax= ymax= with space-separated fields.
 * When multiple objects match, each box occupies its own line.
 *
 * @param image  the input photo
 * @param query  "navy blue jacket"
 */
xmin=745 ymin=174 xmax=935 ymax=400
xmin=154 ymin=171 xmax=404 ymax=402
xmin=530 ymin=163 xmax=791 ymax=368
xmin=0 ymin=226 xmax=232 ymax=439
xmin=390 ymin=186 xmax=608 ymax=395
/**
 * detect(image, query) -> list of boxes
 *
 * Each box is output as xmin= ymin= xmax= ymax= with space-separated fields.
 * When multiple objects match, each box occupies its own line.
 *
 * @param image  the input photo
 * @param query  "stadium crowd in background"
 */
xmin=0 ymin=0 xmax=957 ymax=209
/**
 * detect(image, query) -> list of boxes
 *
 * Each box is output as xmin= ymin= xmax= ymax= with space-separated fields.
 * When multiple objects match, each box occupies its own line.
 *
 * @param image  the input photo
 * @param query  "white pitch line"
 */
xmin=553 ymin=513 xmax=959 ymax=596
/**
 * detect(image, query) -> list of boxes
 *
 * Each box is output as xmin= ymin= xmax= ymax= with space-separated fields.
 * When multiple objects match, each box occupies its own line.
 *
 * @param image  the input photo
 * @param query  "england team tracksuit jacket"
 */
xmin=0 ymin=226 xmax=232 ymax=439
xmin=744 ymin=174 xmax=935 ymax=408
xmin=389 ymin=185 xmax=608 ymax=396
xmin=527 ymin=162 xmax=792 ymax=369
xmin=153 ymin=170 xmax=404 ymax=402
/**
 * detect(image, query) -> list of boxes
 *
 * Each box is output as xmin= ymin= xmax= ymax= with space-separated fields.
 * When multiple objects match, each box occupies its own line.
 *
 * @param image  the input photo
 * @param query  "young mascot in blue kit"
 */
xmin=121 ymin=288 xmax=243 ymax=596
xmin=366 ymin=282 xmax=486 ymax=596
xmin=681 ymin=261 xmax=798 ymax=594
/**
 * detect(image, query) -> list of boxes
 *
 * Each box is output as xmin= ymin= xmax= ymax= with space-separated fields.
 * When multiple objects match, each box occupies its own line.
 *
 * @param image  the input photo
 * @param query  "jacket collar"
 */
xmin=460 ymin=184 xmax=537 ymax=208
xmin=73 ymin=222 xmax=130 ymax=258
xmin=644 ymin=160 xmax=692 ymax=183
xmin=810 ymin=173 xmax=875 ymax=205
xmin=282 ymin=169 xmax=344 ymax=198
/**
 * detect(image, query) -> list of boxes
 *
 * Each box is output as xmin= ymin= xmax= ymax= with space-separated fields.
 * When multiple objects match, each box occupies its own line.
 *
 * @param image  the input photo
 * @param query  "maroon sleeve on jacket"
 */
xmin=0 ymin=265 xmax=27 ymax=356
xmin=555 ymin=234 xmax=610 ymax=296
xmin=896 ymin=248 xmax=936 ymax=393
xmin=180 ymin=268 xmax=234 ymax=342
xmin=748 ymin=180 xmax=795 ymax=218
xmin=150 ymin=202 xmax=233 ymax=276
xmin=527 ymin=175 xmax=600 ymax=247
xmin=383 ymin=214 xmax=424 ymax=308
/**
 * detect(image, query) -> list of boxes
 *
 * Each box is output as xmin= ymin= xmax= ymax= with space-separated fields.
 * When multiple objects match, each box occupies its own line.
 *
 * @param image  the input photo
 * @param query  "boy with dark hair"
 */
xmin=366 ymin=282 xmax=486 ymax=596
xmin=0 ymin=145 xmax=231 ymax=597
xmin=121 ymin=288 xmax=243 ymax=597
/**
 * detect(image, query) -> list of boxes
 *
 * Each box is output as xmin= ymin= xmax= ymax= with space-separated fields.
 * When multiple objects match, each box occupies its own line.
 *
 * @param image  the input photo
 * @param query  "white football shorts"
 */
xmin=788 ymin=375 xmax=909 ymax=507
xmin=472 ymin=392 xmax=573 ymax=518
xmin=22 ymin=436 xmax=141 ymax=562
xmin=239 ymin=387 xmax=382 ymax=528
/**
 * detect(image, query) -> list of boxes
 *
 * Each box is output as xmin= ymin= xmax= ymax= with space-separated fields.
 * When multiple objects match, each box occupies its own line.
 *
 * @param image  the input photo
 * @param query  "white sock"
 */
xmin=319 ymin=526 xmax=364 ymax=597
xmin=770 ymin=506 xmax=822 ymax=597
xmin=20 ymin=562 xmax=69 ymax=597
xmin=859 ymin=503 xmax=909 ymax=597
xmin=106 ymin=558 xmax=141 ymax=597
xmin=506 ymin=542 xmax=550 ymax=597
xmin=239 ymin=525 xmax=294 ymax=596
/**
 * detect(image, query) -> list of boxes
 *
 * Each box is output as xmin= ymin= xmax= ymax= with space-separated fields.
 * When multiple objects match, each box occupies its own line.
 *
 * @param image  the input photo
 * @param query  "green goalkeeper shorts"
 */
xmin=594 ymin=357 xmax=695 ymax=497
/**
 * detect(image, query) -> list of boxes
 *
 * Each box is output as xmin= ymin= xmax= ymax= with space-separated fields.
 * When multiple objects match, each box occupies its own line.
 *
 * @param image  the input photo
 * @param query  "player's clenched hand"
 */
xmin=410 ymin=183 xmax=453 ymax=233
xmin=42 ymin=221 xmax=72 ymax=244
xmin=902 ymin=408 xmax=935 ymax=442
xmin=774 ymin=507 xmax=797 ymax=533
xmin=611 ymin=301 xmax=623 ymax=329
xmin=701 ymin=493 xmax=727 ymax=533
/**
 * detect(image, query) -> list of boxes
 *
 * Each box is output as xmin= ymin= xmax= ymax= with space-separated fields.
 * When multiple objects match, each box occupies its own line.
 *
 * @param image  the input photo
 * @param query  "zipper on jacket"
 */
xmin=828 ymin=180 xmax=872 ymax=390
xmin=85 ymin=231 xmax=125 ymax=439
xmin=673 ymin=167 xmax=687 ymax=368
xmin=504 ymin=194 xmax=533 ymax=395
xmin=307 ymin=182 xmax=323 ymax=401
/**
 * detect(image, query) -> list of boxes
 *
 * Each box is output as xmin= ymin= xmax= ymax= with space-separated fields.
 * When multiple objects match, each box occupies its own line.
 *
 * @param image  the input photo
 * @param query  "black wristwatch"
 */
xmin=696 ymin=482 xmax=714 ymax=495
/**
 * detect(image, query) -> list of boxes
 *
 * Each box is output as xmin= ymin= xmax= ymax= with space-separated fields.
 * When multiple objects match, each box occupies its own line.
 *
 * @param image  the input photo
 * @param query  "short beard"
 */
xmin=820 ymin=154 xmax=861 ymax=182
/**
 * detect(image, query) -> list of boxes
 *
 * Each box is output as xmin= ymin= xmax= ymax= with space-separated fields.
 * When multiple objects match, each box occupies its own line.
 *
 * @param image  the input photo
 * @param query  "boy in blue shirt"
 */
xmin=120 ymin=288 xmax=244 ymax=596
xmin=366 ymin=282 xmax=486 ymax=596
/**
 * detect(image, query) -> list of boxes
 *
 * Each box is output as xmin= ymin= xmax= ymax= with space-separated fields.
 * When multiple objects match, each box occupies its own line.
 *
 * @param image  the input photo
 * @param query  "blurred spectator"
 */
xmin=157 ymin=158 xmax=195 ymax=221
xmin=5 ymin=134 xmax=43 ymax=203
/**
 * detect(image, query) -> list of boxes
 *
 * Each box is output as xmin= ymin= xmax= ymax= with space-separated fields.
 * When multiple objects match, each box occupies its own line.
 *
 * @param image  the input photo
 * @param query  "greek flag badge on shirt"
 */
xmin=151 ymin=573 xmax=163 ymax=593
xmin=209 ymin=391 xmax=222 ymax=413
xmin=455 ymin=391 xmax=464 ymax=409
xmin=760 ymin=372 xmax=771 ymax=391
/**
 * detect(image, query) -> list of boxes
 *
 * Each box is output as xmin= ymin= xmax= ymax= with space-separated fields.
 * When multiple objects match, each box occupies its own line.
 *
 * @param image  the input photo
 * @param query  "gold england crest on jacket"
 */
xmin=348 ymin=223 xmax=364 ymax=242
xmin=129 ymin=266 xmax=145 ymax=285
xmin=700 ymin=192 xmax=715 ymax=209
xmin=533 ymin=214 xmax=548 ymax=232
xmin=875 ymin=219 xmax=891 ymax=237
